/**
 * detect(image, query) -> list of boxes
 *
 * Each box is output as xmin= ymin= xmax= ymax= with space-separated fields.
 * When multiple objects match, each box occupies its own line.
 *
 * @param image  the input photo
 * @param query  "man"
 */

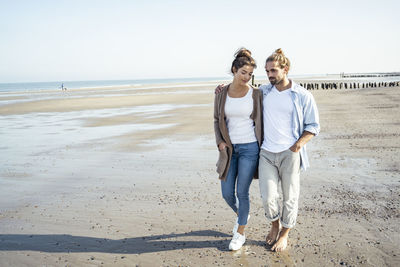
xmin=258 ymin=48 xmax=320 ymax=251
xmin=216 ymin=48 xmax=320 ymax=252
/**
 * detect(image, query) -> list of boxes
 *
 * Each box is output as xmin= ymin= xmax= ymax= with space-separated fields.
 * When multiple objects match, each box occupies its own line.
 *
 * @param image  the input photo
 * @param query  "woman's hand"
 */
xmin=218 ymin=142 xmax=228 ymax=151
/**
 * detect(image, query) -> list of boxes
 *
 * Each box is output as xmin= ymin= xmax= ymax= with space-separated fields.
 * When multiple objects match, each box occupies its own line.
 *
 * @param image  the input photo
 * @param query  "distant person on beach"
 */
xmin=213 ymin=48 xmax=263 ymax=250
xmin=216 ymin=48 xmax=320 ymax=252
xmin=60 ymin=83 xmax=66 ymax=91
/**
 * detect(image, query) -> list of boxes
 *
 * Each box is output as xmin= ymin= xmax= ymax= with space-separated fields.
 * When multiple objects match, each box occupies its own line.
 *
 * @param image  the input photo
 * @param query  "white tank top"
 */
xmin=224 ymin=87 xmax=257 ymax=144
xmin=261 ymin=86 xmax=297 ymax=152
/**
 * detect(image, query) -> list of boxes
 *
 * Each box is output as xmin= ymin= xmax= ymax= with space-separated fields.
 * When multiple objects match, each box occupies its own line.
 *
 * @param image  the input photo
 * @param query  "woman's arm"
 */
xmin=214 ymin=93 xmax=225 ymax=148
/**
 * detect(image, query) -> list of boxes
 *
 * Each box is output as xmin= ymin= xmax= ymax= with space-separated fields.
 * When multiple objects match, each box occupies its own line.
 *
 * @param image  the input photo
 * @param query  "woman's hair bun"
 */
xmin=235 ymin=48 xmax=252 ymax=59
xmin=230 ymin=47 xmax=256 ymax=74
xmin=275 ymin=48 xmax=283 ymax=55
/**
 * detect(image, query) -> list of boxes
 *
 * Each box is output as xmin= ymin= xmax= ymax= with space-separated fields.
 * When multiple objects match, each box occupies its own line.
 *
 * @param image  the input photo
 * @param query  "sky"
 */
xmin=0 ymin=0 xmax=399 ymax=83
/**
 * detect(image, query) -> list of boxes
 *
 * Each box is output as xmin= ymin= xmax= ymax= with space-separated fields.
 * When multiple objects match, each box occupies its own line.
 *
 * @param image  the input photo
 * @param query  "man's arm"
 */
xmin=290 ymin=131 xmax=315 ymax=152
xmin=302 ymin=92 xmax=320 ymax=136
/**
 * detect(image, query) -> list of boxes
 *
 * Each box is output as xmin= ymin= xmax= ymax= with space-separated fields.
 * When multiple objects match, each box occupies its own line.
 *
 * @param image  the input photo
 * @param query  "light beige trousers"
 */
xmin=258 ymin=148 xmax=301 ymax=229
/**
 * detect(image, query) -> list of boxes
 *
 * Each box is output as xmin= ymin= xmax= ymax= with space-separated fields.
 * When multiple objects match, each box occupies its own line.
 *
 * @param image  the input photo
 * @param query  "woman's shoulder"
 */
xmin=222 ymin=84 xmax=230 ymax=91
xmin=250 ymin=86 xmax=264 ymax=105
xmin=215 ymin=84 xmax=230 ymax=97
xmin=250 ymin=86 xmax=262 ymax=95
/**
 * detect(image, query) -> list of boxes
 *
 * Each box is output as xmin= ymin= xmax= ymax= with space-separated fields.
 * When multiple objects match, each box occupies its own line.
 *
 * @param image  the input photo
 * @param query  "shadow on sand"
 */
xmin=0 ymin=230 xmax=266 ymax=254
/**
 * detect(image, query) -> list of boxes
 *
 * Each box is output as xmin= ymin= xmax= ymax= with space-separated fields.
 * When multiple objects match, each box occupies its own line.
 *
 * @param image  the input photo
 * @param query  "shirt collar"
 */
xmin=268 ymin=79 xmax=299 ymax=93
xmin=289 ymin=79 xmax=300 ymax=93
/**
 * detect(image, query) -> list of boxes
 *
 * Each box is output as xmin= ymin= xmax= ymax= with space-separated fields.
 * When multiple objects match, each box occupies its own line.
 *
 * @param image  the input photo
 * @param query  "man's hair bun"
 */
xmin=275 ymin=48 xmax=284 ymax=55
xmin=266 ymin=48 xmax=290 ymax=71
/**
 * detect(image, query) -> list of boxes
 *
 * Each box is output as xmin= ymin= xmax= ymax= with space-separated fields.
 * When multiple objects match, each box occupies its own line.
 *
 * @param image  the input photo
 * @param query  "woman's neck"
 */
xmin=228 ymin=81 xmax=250 ymax=98
xmin=230 ymin=80 xmax=249 ymax=92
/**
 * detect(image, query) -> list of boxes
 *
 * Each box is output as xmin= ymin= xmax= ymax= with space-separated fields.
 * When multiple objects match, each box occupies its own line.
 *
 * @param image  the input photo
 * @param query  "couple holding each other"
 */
xmin=214 ymin=48 xmax=320 ymax=251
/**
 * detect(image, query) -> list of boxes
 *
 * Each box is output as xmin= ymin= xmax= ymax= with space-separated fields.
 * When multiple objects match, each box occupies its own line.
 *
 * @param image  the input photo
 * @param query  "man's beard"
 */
xmin=269 ymin=77 xmax=282 ymax=85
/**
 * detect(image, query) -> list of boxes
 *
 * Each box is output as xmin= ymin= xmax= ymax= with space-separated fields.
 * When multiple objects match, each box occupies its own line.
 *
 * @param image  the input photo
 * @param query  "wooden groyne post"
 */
xmin=299 ymin=81 xmax=400 ymax=90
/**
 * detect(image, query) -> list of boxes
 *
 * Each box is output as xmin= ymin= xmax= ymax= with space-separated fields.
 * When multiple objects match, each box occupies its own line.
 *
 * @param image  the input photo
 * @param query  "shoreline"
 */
xmin=1 ymin=72 xmax=400 ymax=94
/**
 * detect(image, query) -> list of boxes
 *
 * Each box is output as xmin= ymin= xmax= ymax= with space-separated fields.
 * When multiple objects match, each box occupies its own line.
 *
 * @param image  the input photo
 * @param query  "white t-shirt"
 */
xmin=224 ymin=87 xmax=257 ymax=144
xmin=261 ymin=86 xmax=297 ymax=152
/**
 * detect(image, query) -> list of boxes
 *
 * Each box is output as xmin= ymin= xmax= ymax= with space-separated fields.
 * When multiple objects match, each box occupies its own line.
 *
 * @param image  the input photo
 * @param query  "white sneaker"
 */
xmin=232 ymin=214 xmax=250 ymax=234
xmin=229 ymin=232 xmax=246 ymax=250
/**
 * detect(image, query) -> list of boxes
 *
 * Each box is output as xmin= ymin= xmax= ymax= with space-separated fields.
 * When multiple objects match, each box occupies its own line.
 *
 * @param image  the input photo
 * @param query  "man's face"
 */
xmin=265 ymin=61 xmax=287 ymax=85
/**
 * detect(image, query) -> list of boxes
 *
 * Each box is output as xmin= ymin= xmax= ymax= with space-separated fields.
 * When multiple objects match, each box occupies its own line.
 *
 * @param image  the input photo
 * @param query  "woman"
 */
xmin=213 ymin=48 xmax=263 ymax=250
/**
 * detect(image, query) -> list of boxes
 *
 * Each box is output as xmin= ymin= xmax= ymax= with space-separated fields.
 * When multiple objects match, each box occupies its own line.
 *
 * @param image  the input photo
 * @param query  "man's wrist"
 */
xmin=292 ymin=142 xmax=302 ymax=152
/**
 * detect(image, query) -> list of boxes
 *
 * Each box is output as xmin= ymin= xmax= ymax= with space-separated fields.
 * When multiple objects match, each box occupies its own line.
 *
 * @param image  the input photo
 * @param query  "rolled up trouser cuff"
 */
xmin=265 ymin=212 xmax=280 ymax=222
xmin=280 ymin=220 xmax=296 ymax=229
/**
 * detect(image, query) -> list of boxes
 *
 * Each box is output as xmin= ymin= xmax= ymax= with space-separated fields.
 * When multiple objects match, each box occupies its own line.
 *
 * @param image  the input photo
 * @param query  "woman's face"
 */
xmin=233 ymin=65 xmax=254 ymax=86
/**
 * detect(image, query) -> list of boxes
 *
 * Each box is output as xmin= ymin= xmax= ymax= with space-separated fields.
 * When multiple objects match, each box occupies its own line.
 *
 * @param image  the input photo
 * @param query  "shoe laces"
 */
xmin=232 ymin=232 xmax=243 ymax=241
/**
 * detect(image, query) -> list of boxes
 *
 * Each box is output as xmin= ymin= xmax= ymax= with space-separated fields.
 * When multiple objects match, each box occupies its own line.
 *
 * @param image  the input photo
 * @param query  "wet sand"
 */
xmin=0 ymin=81 xmax=399 ymax=266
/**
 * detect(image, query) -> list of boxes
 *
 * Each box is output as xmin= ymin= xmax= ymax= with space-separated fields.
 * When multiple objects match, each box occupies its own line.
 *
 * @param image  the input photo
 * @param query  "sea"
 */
xmin=0 ymin=77 xmax=230 ymax=93
xmin=0 ymin=74 xmax=399 ymax=93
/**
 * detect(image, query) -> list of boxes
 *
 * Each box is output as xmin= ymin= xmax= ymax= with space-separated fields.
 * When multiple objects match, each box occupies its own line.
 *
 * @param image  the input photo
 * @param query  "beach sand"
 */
xmin=0 ymin=81 xmax=399 ymax=266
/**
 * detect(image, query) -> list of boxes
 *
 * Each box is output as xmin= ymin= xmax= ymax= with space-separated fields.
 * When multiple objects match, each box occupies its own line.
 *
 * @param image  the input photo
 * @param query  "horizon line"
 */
xmin=1 ymin=71 xmax=400 ymax=84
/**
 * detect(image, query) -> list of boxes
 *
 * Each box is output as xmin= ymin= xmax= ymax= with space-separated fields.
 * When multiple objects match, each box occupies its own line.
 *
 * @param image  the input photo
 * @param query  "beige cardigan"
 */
xmin=213 ymin=84 xmax=263 ymax=180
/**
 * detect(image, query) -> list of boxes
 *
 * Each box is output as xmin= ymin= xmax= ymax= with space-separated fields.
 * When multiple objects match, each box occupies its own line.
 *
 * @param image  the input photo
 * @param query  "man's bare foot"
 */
xmin=266 ymin=220 xmax=280 ymax=245
xmin=271 ymin=227 xmax=290 ymax=252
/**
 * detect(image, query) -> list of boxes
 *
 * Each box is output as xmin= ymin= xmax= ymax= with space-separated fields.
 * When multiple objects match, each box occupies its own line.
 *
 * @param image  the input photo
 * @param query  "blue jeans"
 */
xmin=221 ymin=141 xmax=259 ymax=225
